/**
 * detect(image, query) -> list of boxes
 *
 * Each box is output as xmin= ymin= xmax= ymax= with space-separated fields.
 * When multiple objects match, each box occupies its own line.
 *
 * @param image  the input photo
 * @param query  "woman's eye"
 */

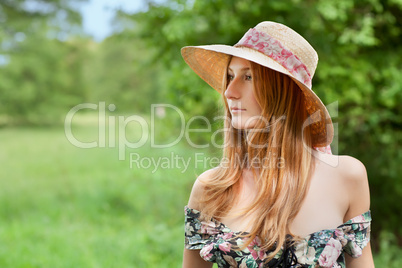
xmin=227 ymin=75 xmax=234 ymax=81
xmin=245 ymin=75 xmax=252 ymax=81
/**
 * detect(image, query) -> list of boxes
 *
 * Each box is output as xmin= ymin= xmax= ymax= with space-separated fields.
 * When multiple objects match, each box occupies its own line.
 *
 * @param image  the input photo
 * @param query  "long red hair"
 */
xmin=199 ymin=59 xmax=316 ymax=261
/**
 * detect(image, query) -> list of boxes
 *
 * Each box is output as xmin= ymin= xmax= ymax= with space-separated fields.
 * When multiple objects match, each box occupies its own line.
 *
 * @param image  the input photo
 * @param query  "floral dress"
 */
xmin=184 ymin=206 xmax=371 ymax=268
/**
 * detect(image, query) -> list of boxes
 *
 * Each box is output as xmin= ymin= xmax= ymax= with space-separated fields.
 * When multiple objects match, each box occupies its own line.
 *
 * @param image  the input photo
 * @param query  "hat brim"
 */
xmin=181 ymin=45 xmax=334 ymax=147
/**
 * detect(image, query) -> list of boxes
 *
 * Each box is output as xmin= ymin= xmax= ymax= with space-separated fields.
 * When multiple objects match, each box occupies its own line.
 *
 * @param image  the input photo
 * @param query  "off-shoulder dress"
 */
xmin=184 ymin=206 xmax=371 ymax=268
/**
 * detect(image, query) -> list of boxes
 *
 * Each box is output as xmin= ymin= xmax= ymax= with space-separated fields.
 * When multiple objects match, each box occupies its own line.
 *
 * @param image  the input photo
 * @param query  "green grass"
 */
xmin=0 ymin=120 xmax=400 ymax=267
xmin=0 ymin=118 xmax=214 ymax=267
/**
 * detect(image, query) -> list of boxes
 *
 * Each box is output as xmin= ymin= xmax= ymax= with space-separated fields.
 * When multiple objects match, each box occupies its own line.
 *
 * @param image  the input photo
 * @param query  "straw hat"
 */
xmin=181 ymin=21 xmax=333 ymax=147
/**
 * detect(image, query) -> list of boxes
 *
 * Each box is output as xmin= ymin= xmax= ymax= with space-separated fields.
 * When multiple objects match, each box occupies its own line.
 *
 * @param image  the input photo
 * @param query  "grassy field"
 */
xmin=0 ymin=118 xmax=400 ymax=267
xmin=0 ymin=115 xmax=218 ymax=267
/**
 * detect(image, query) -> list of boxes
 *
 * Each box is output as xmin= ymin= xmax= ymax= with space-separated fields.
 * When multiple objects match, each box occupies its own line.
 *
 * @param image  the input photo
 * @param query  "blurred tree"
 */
xmin=0 ymin=0 xmax=163 ymax=124
xmin=0 ymin=0 xmax=85 ymax=42
xmin=0 ymin=0 xmax=89 ymax=125
xmin=0 ymin=27 xmax=92 ymax=125
xmin=85 ymin=32 xmax=163 ymax=114
xmin=118 ymin=0 xmax=402 ymax=246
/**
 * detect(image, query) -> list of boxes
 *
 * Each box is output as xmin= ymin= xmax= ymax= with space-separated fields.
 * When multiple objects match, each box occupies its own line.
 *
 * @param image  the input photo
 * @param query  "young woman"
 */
xmin=181 ymin=21 xmax=373 ymax=268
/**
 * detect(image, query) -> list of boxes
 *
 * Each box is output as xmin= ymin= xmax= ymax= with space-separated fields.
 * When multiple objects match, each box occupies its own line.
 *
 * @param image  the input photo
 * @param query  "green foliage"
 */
xmin=85 ymin=33 xmax=163 ymax=113
xmin=0 ymin=0 xmax=89 ymax=125
xmin=0 ymin=30 xmax=90 ymax=125
xmin=0 ymin=0 xmax=84 ymax=40
xmin=0 ymin=0 xmax=167 ymax=124
xmin=374 ymin=231 xmax=402 ymax=267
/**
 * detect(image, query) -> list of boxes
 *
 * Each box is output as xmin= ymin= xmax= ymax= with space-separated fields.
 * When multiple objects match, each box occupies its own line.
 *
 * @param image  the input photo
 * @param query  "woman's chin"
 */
xmin=231 ymin=121 xmax=255 ymax=130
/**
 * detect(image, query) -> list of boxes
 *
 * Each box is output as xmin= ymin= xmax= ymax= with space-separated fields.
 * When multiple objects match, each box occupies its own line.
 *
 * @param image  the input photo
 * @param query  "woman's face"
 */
xmin=225 ymin=57 xmax=262 ymax=129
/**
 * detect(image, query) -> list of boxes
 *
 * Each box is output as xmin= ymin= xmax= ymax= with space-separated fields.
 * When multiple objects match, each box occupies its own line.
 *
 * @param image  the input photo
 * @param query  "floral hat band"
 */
xmin=235 ymin=28 xmax=312 ymax=88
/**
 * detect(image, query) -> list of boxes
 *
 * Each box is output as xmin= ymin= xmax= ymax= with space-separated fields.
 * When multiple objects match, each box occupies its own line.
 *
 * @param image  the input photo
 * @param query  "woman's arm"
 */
xmin=182 ymin=170 xmax=216 ymax=268
xmin=183 ymin=249 xmax=213 ymax=268
xmin=342 ymin=156 xmax=375 ymax=268
xmin=345 ymin=243 xmax=374 ymax=268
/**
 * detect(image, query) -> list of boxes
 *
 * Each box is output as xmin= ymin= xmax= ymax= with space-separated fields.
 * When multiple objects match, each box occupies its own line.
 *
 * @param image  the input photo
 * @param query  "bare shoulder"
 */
xmin=313 ymin=151 xmax=370 ymax=220
xmin=336 ymin=155 xmax=371 ymax=221
xmin=337 ymin=155 xmax=368 ymax=181
xmin=313 ymin=151 xmax=367 ymax=182
xmin=187 ymin=168 xmax=217 ymax=210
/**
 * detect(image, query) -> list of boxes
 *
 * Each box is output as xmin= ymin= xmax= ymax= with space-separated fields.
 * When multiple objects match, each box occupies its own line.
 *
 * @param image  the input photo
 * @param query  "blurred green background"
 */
xmin=0 ymin=0 xmax=401 ymax=267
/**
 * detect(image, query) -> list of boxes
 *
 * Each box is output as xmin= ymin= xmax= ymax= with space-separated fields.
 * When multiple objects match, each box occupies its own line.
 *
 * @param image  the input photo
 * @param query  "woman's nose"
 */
xmin=224 ymin=78 xmax=241 ymax=99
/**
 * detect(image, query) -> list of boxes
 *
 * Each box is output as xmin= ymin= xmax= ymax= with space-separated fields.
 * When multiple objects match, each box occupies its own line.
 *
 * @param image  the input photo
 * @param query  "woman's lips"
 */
xmin=230 ymin=107 xmax=246 ymax=113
